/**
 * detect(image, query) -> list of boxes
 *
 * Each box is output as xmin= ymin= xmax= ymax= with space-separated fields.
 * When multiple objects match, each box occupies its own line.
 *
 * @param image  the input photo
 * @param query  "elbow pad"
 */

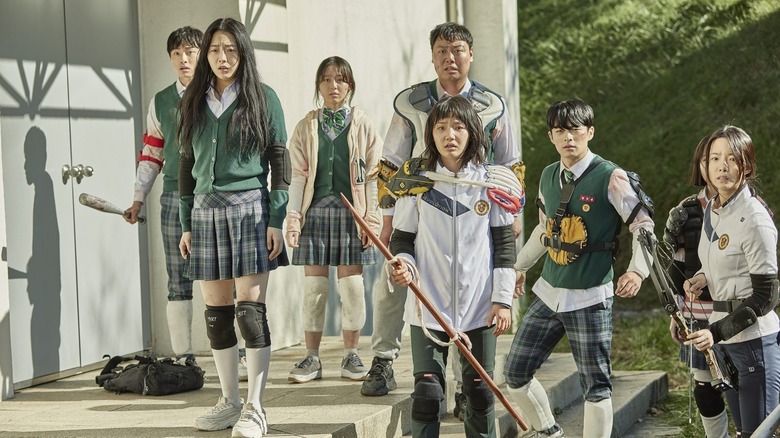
xmin=178 ymin=153 xmax=196 ymax=196
xmin=390 ymin=230 xmax=416 ymax=258
xmin=491 ymin=225 xmax=516 ymax=269
xmin=267 ymin=143 xmax=291 ymax=190
xmin=711 ymin=306 xmax=758 ymax=343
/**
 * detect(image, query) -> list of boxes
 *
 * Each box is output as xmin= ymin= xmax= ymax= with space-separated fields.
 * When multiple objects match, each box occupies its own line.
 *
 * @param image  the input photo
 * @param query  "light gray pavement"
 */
xmin=0 ymin=336 xmax=672 ymax=437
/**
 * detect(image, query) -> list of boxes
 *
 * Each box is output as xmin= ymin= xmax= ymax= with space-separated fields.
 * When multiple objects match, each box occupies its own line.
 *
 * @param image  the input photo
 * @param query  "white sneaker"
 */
xmin=231 ymin=402 xmax=268 ymax=437
xmin=194 ymin=396 xmax=243 ymax=431
xmin=238 ymin=355 xmax=248 ymax=381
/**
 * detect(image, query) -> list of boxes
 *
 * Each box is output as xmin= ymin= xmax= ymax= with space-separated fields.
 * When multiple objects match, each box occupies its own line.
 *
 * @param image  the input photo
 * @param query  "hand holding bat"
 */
xmin=79 ymin=193 xmax=145 ymax=224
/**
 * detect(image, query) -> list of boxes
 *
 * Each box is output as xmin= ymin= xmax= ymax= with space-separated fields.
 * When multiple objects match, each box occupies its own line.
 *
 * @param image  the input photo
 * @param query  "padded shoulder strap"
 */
xmin=394 ymin=82 xmax=432 ymax=158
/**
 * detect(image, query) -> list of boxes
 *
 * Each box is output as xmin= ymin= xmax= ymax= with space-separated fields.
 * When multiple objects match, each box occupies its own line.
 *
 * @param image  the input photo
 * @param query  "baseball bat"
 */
xmin=339 ymin=193 xmax=528 ymax=431
xmin=79 ymin=193 xmax=146 ymax=224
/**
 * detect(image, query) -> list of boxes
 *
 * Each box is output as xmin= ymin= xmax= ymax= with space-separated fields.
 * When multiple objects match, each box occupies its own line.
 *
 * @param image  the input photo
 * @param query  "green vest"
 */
xmin=539 ymin=156 xmax=621 ymax=289
xmin=313 ymin=123 xmax=352 ymax=203
xmin=154 ymin=82 xmax=182 ymax=192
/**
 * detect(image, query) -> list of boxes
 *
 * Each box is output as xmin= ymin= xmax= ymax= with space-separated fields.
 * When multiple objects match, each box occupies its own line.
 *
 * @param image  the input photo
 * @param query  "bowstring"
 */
xmin=654 ymin=238 xmax=696 ymax=424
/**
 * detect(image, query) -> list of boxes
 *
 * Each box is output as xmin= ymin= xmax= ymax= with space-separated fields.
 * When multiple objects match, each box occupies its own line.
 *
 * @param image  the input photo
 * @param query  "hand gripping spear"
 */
xmin=340 ymin=193 xmax=528 ymax=431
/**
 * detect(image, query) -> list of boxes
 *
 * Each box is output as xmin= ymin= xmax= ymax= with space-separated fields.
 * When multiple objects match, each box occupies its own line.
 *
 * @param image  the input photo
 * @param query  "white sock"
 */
xmin=701 ymin=410 xmax=728 ymax=438
xmin=166 ymin=300 xmax=193 ymax=356
xmin=245 ymin=346 xmax=271 ymax=407
xmin=337 ymin=275 xmax=366 ymax=331
xmin=583 ymin=398 xmax=613 ymax=438
xmin=507 ymin=378 xmax=556 ymax=431
xmin=307 ymin=348 xmax=320 ymax=360
xmin=211 ymin=344 xmax=240 ymax=407
xmin=344 ymin=347 xmax=358 ymax=357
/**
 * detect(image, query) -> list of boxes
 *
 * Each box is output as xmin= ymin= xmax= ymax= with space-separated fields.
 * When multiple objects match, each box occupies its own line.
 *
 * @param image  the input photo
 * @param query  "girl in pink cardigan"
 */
xmin=285 ymin=56 xmax=383 ymax=383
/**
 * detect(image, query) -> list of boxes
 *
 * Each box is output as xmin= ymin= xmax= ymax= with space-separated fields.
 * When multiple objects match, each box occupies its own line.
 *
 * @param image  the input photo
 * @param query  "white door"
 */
xmin=0 ymin=0 xmax=145 ymax=387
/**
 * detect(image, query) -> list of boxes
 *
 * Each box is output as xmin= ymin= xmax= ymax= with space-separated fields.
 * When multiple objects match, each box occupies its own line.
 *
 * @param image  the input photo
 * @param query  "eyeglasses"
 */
xmin=550 ymin=126 xmax=589 ymax=139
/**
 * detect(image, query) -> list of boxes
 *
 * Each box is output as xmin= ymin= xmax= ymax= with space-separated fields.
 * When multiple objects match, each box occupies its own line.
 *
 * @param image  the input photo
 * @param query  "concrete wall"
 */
xmin=0 ymin=121 xmax=12 ymax=399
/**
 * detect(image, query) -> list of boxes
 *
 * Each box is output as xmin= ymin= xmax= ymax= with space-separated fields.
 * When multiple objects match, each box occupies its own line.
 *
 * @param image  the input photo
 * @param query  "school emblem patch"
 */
xmin=475 ymin=200 xmax=490 ymax=216
xmin=718 ymin=234 xmax=729 ymax=250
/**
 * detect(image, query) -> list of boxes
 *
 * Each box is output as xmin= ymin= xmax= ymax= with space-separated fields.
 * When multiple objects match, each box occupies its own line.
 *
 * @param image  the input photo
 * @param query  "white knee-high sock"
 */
xmin=701 ymin=410 xmax=728 ymax=438
xmin=303 ymin=276 xmax=330 ymax=332
xmin=507 ymin=378 xmax=556 ymax=431
xmin=583 ymin=398 xmax=613 ymax=438
xmin=245 ymin=346 xmax=271 ymax=407
xmin=212 ymin=344 xmax=241 ymax=406
xmin=166 ymin=300 xmax=193 ymax=356
xmin=338 ymin=275 xmax=366 ymax=332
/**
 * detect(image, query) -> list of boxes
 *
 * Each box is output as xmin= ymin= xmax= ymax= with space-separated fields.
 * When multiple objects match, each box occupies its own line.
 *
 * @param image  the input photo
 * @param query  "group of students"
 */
xmin=124 ymin=16 xmax=778 ymax=438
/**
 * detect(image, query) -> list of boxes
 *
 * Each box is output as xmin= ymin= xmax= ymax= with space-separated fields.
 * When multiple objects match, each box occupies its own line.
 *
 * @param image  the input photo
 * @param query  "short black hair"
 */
xmin=429 ymin=22 xmax=473 ymax=49
xmin=546 ymin=99 xmax=594 ymax=130
xmin=166 ymin=26 xmax=203 ymax=55
xmin=423 ymin=95 xmax=486 ymax=169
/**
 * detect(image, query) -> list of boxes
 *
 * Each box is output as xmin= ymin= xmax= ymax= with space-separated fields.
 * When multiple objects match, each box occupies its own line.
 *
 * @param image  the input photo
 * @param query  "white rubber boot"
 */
xmin=166 ymin=300 xmax=193 ymax=356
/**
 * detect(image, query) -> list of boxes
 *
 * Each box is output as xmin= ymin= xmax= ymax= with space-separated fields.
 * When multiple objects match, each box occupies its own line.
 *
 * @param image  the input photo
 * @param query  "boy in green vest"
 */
xmin=125 ymin=26 xmax=202 ymax=366
xmin=503 ymin=99 xmax=654 ymax=437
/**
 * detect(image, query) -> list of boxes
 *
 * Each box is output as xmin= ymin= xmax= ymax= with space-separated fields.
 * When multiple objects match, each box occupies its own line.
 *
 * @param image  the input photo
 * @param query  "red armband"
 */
xmin=143 ymin=133 xmax=164 ymax=148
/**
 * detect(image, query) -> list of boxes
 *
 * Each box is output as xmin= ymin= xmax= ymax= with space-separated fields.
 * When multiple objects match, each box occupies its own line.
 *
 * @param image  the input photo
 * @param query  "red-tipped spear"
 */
xmin=340 ymin=193 xmax=528 ymax=431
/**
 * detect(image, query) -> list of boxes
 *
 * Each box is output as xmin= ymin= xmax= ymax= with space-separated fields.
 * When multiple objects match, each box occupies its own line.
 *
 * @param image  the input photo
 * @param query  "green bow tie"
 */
xmin=322 ymin=107 xmax=347 ymax=136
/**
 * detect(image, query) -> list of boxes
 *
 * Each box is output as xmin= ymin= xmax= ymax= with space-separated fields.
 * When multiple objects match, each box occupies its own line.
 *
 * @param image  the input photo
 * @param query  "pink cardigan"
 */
xmin=286 ymin=107 xmax=383 ymax=236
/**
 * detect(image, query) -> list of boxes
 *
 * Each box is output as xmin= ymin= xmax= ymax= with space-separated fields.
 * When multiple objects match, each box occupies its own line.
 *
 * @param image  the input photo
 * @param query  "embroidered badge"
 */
xmin=475 ymin=200 xmax=490 ymax=216
xmin=582 ymin=204 xmax=591 ymax=213
xmin=718 ymin=234 xmax=729 ymax=250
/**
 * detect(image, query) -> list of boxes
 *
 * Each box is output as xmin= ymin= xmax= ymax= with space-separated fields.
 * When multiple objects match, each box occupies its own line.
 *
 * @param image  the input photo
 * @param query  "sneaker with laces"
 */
xmin=288 ymin=355 xmax=322 ymax=383
xmin=453 ymin=391 xmax=466 ymax=421
xmin=238 ymin=355 xmax=248 ymax=381
xmin=360 ymin=357 xmax=397 ymax=396
xmin=341 ymin=352 xmax=369 ymax=380
xmin=231 ymin=402 xmax=267 ymax=438
xmin=194 ymin=396 xmax=243 ymax=431
xmin=536 ymin=424 xmax=564 ymax=437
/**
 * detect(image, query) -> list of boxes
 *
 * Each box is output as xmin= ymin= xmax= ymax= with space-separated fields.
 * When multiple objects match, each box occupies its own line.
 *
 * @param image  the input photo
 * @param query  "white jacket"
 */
xmin=699 ymin=185 xmax=779 ymax=344
xmin=393 ymin=162 xmax=515 ymax=332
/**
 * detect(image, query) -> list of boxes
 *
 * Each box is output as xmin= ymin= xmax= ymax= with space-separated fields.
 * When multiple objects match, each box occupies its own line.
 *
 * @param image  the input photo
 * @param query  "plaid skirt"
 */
xmin=292 ymin=195 xmax=376 ymax=266
xmin=187 ymin=189 xmax=289 ymax=281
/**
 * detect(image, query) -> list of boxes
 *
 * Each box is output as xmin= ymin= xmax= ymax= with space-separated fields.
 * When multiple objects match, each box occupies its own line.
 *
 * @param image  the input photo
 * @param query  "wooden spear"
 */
xmin=340 ymin=193 xmax=528 ymax=431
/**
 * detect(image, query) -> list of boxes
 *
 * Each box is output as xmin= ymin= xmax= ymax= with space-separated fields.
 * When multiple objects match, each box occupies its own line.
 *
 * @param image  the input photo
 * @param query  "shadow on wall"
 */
xmin=23 ymin=126 xmax=62 ymax=378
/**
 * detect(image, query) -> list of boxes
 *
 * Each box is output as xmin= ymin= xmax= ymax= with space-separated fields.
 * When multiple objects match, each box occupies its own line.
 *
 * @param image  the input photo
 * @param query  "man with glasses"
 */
xmin=363 ymin=21 xmax=525 ymax=423
xmin=503 ymin=99 xmax=654 ymax=437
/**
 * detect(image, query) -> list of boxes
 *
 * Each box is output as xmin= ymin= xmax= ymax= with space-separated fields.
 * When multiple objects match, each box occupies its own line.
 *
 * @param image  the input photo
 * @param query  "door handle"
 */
xmin=61 ymin=164 xmax=94 ymax=184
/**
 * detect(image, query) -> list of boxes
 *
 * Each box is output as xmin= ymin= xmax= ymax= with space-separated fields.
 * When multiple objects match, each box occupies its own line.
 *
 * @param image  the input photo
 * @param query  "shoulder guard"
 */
xmin=625 ymin=171 xmax=654 ymax=224
xmin=468 ymin=81 xmax=504 ymax=128
xmin=386 ymin=157 xmax=434 ymax=201
xmin=393 ymin=82 xmax=432 ymax=158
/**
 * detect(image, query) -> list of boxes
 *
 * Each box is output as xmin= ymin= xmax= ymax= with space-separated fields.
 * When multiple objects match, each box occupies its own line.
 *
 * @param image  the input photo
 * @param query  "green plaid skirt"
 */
xmin=187 ymin=189 xmax=289 ymax=281
xmin=292 ymin=195 xmax=376 ymax=266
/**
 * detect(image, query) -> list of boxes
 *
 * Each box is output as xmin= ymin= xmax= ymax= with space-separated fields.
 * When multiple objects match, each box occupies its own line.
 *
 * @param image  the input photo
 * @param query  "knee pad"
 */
xmin=302 ymin=276 xmax=329 ymax=332
xmin=411 ymin=373 xmax=445 ymax=423
xmin=338 ymin=275 xmax=366 ymax=331
xmin=694 ymin=380 xmax=726 ymax=417
xmin=462 ymin=373 xmax=494 ymax=412
xmin=236 ymin=301 xmax=271 ymax=348
xmin=204 ymin=305 xmax=237 ymax=350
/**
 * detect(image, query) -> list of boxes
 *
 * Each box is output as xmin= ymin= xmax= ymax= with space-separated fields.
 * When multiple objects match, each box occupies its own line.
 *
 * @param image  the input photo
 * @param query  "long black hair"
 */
xmin=422 ymin=95 xmax=486 ymax=169
xmin=178 ymin=18 xmax=269 ymax=157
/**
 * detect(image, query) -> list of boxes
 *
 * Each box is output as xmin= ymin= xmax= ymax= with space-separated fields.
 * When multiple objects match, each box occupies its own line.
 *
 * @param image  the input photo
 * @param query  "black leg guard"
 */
xmin=411 ymin=373 xmax=445 ymax=423
xmin=694 ymin=380 xmax=725 ymax=417
xmin=204 ymin=305 xmax=237 ymax=350
xmin=462 ymin=373 xmax=494 ymax=412
xmin=235 ymin=301 xmax=271 ymax=348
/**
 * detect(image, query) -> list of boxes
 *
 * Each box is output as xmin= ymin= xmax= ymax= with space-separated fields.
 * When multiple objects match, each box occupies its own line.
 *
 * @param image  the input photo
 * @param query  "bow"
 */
xmin=339 ymin=193 xmax=529 ymax=431
xmin=637 ymin=228 xmax=733 ymax=392
xmin=322 ymin=107 xmax=347 ymax=135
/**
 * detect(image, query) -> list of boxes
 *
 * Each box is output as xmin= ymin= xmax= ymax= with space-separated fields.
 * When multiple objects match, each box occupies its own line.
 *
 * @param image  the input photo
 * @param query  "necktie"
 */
xmin=564 ymin=169 xmax=575 ymax=184
xmin=322 ymin=107 xmax=347 ymax=136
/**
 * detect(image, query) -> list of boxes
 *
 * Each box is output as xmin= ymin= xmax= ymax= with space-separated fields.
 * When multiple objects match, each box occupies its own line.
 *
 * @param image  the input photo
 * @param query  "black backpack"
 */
xmin=96 ymin=355 xmax=204 ymax=396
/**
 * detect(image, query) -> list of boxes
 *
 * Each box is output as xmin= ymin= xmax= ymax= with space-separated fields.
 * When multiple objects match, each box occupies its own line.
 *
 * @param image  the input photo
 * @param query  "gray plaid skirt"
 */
xmin=292 ymin=195 xmax=376 ymax=266
xmin=187 ymin=189 xmax=289 ymax=281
